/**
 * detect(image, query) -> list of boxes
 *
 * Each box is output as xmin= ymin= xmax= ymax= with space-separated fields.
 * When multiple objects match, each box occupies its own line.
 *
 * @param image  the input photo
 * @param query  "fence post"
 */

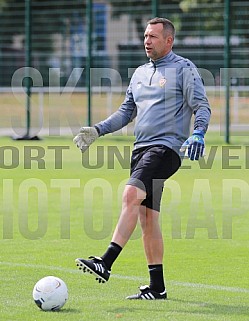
xmin=86 ymin=0 xmax=92 ymax=126
xmin=224 ymin=0 xmax=231 ymax=144
xmin=14 ymin=0 xmax=40 ymax=140
xmin=25 ymin=0 xmax=31 ymax=138
xmin=152 ymin=0 xmax=159 ymax=17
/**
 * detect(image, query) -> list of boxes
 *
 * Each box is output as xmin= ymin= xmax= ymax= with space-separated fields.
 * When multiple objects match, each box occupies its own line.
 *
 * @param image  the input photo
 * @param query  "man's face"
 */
xmin=144 ymin=23 xmax=173 ymax=61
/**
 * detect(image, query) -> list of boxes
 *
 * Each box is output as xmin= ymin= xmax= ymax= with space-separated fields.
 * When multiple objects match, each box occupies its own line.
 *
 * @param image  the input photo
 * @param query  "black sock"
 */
xmin=148 ymin=264 xmax=165 ymax=293
xmin=101 ymin=242 xmax=122 ymax=270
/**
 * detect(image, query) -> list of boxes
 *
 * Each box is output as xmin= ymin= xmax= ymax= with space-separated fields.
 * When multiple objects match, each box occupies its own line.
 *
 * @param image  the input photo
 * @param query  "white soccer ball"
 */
xmin=32 ymin=276 xmax=68 ymax=311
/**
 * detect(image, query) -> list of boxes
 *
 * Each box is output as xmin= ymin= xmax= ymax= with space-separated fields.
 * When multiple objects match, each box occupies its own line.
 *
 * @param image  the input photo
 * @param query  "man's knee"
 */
xmin=122 ymin=184 xmax=146 ymax=206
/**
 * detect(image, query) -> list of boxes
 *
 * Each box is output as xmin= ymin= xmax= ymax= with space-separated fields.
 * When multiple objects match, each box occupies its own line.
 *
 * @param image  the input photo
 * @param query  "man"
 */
xmin=73 ymin=17 xmax=211 ymax=300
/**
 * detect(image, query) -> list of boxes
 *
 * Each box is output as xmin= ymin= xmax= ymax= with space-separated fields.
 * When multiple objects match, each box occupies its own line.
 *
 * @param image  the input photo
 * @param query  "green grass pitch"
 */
xmin=0 ymin=134 xmax=249 ymax=321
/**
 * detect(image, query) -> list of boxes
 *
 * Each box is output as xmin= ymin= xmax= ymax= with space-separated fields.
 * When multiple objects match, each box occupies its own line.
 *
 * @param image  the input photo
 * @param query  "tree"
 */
xmin=0 ymin=0 xmax=85 ymax=48
xmin=0 ymin=0 xmax=6 ymax=10
xmin=0 ymin=0 xmax=86 ymax=86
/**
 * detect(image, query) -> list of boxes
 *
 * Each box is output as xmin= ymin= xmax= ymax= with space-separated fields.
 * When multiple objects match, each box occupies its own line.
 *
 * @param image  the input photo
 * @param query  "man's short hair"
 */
xmin=147 ymin=17 xmax=175 ymax=39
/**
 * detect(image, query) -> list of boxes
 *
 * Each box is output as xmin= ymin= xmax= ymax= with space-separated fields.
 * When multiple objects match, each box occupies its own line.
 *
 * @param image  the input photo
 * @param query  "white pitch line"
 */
xmin=1 ymin=261 xmax=249 ymax=294
xmin=170 ymin=281 xmax=249 ymax=294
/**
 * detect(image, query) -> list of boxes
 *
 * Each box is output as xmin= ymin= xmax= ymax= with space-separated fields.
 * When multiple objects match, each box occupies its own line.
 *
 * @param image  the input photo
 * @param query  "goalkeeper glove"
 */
xmin=73 ymin=126 xmax=99 ymax=153
xmin=180 ymin=130 xmax=205 ymax=161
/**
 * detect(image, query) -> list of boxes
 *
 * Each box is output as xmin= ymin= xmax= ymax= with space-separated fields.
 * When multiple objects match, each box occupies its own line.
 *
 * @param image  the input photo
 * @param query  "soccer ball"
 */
xmin=32 ymin=276 xmax=68 ymax=311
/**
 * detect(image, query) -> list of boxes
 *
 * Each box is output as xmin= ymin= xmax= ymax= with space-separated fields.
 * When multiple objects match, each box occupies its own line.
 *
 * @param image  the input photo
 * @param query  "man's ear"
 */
xmin=166 ymin=36 xmax=174 ymax=46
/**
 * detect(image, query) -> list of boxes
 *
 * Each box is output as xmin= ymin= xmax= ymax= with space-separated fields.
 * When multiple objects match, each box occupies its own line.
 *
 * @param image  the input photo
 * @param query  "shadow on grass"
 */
xmin=50 ymin=308 xmax=82 ymax=314
xmin=107 ymin=298 xmax=249 ymax=318
xmin=169 ymin=298 xmax=249 ymax=317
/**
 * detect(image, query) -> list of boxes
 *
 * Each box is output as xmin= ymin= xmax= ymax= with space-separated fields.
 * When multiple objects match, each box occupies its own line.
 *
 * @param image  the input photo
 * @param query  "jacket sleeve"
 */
xmin=94 ymin=83 xmax=137 ymax=136
xmin=182 ymin=62 xmax=211 ymax=134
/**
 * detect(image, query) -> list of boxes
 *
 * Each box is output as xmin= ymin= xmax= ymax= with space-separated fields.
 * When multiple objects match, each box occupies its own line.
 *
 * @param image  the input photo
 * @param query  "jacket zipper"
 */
xmin=149 ymin=61 xmax=156 ymax=85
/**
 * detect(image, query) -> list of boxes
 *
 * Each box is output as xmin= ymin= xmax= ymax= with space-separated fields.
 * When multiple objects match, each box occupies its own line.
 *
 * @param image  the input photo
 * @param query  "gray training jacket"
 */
xmin=95 ymin=50 xmax=211 ymax=156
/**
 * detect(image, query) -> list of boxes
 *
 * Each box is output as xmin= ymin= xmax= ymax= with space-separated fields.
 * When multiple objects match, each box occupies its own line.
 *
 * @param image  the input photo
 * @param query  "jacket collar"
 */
xmin=150 ymin=50 xmax=175 ymax=66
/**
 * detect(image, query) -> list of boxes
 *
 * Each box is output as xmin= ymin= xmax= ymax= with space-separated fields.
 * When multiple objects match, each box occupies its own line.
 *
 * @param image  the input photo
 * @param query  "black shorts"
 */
xmin=127 ymin=145 xmax=181 ymax=212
